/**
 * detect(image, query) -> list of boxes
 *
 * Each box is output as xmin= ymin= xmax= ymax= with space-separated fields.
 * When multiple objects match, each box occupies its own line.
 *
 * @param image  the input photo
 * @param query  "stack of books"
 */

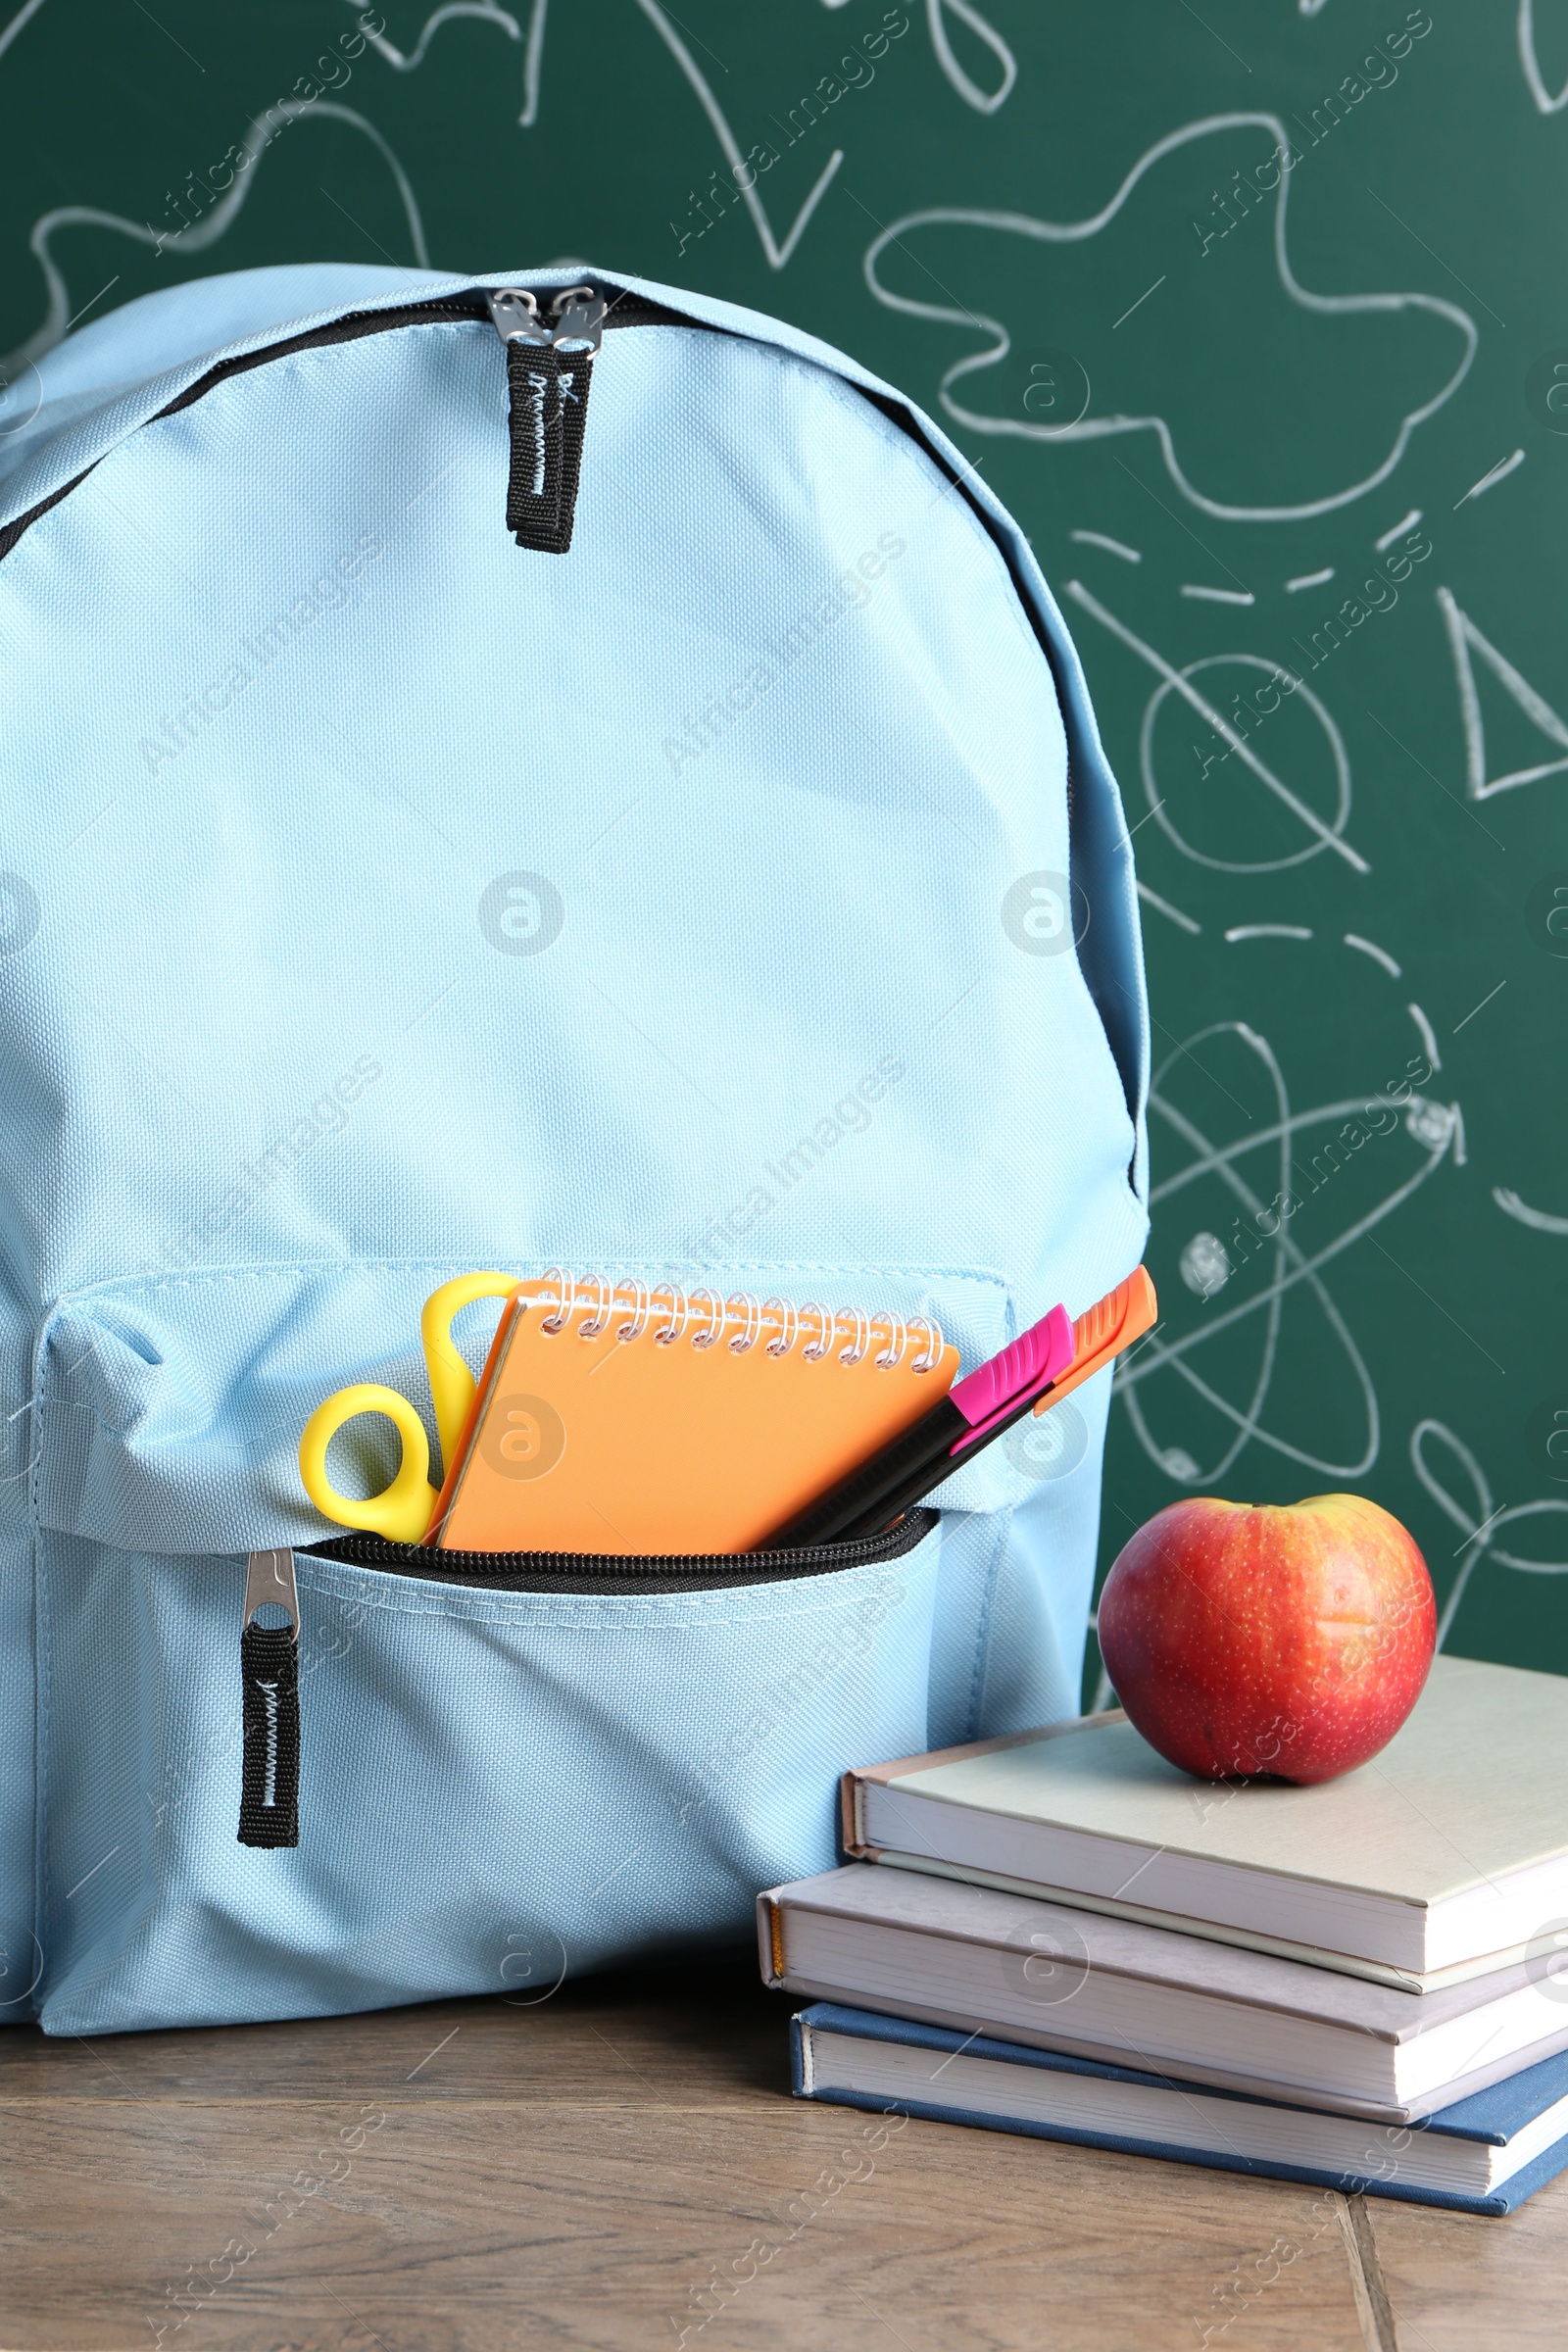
xmin=759 ymin=1655 xmax=1568 ymax=2213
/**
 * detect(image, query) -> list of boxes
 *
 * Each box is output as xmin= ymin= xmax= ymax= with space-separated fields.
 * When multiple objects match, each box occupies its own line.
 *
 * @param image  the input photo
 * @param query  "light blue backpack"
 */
xmin=0 ymin=262 xmax=1148 ymax=2034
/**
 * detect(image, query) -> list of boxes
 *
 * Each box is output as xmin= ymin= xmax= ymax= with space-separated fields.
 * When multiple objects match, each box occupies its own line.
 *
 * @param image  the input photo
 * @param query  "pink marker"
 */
xmin=766 ymin=1300 xmax=1075 ymax=1548
xmin=948 ymin=1303 xmax=1075 ymax=1450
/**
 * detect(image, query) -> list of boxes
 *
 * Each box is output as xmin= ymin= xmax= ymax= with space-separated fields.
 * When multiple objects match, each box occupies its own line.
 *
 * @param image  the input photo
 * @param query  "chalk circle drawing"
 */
xmin=1117 ymin=1020 xmax=1462 ymax=1487
xmin=1438 ymin=588 xmax=1568 ymax=800
xmin=1412 ymin=1418 xmax=1568 ymax=1649
xmin=861 ymin=113 xmax=1478 ymax=522
xmin=1141 ymin=654 xmax=1352 ymax=874
xmin=1005 ymin=1396 xmax=1090 ymax=1482
xmin=1016 ymin=345 xmax=1091 ymax=433
xmin=1066 ymin=582 xmax=1368 ymax=874
xmin=1520 ymin=0 xmax=1568 ymax=113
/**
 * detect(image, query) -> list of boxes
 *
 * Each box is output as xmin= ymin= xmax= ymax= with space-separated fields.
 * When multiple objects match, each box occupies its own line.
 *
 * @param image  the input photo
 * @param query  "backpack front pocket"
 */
xmin=26 ymin=1257 xmax=1012 ymax=2034
xmin=35 ymin=1515 xmax=941 ymax=2034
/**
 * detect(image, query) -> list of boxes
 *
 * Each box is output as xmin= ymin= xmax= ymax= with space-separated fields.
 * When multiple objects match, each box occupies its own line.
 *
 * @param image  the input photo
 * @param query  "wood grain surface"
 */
xmin=0 ymin=1955 xmax=1554 ymax=2351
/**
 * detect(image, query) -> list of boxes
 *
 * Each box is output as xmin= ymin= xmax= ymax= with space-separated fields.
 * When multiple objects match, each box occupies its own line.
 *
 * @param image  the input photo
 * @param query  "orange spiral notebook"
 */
xmin=426 ymin=1275 xmax=961 ymax=1556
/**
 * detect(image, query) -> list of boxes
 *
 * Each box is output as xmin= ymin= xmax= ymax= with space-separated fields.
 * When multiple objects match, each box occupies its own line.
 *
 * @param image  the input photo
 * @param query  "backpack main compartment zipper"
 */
xmin=0 ymin=276 xmax=1027 ymax=622
xmin=0 ymin=281 xmax=689 ymax=566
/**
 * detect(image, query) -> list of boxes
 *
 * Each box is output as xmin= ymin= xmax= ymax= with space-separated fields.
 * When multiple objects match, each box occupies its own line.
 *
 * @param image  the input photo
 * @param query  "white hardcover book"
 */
xmin=841 ymin=1657 xmax=1568 ymax=1987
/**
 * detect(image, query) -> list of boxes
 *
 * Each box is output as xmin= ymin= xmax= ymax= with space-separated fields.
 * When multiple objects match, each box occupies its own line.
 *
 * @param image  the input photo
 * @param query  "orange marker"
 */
xmin=1029 ymin=1263 xmax=1157 ymax=1416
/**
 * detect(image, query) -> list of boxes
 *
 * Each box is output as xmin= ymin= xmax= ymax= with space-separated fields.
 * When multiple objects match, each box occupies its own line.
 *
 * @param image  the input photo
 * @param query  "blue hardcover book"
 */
xmin=792 ymin=2003 xmax=1568 ymax=2215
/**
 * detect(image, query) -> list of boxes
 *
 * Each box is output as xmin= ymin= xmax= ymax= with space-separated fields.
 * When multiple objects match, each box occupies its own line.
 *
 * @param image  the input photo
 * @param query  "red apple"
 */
xmin=1097 ymin=1494 xmax=1436 ymax=1784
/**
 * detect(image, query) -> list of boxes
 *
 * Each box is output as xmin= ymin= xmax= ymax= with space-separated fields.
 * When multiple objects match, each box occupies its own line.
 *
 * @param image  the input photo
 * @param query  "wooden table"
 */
xmin=1 ymin=1957 xmax=1558 ymax=2349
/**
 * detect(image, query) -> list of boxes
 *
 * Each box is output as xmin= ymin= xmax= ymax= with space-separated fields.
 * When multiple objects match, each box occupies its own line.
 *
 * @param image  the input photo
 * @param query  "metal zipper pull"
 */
xmin=548 ymin=285 xmax=606 ymax=354
xmin=238 ymin=1547 xmax=301 ymax=1849
xmin=490 ymin=283 xmax=602 ymax=554
xmin=488 ymin=286 xmax=552 ymax=347
xmin=244 ymin=1544 xmax=300 ymax=1633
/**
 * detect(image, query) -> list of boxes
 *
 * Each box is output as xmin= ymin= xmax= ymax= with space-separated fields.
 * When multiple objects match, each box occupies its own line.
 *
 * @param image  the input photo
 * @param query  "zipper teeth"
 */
xmin=0 ymin=287 xmax=702 ymax=564
xmin=307 ymin=1507 xmax=936 ymax=1592
xmin=152 ymin=287 xmax=695 ymax=422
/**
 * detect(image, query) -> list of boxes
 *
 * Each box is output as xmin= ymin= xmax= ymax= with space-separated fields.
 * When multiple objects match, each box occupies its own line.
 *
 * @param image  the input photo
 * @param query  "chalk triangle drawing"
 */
xmin=1519 ymin=0 xmax=1568 ymax=114
xmin=1437 ymin=586 xmax=1568 ymax=800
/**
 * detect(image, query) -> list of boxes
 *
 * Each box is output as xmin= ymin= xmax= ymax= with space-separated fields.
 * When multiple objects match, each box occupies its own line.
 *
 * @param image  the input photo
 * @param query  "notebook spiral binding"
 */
xmin=525 ymin=1270 xmax=945 ymax=1374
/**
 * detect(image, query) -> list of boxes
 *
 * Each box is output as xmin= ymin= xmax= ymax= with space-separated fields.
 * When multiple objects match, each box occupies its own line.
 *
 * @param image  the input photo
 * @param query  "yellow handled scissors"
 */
xmin=299 ymin=1272 xmax=517 ymax=1544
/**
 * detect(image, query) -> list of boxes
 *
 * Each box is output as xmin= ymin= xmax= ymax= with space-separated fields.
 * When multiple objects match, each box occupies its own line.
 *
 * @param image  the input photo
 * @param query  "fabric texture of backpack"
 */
xmin=0 ymin=261 xmax=1149 ymax=2034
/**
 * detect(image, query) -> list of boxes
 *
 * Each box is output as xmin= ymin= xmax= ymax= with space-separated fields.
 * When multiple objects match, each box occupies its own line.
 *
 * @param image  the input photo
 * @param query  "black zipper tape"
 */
xmin=238 ymin=1546 xmax=302 ymax=1850
xmin=306 ymin=1506 xmax=937 ymax=1595
xmin=238 ymin=1620 xmax=300 ymax=1849
xmin=503 ymin=341 xmax=593 ymax=554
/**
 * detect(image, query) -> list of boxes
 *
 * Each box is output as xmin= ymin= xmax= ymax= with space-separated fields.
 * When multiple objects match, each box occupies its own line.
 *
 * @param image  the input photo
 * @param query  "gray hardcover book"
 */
xmin=760 ymin=1862 xmax=1568 ymax=2125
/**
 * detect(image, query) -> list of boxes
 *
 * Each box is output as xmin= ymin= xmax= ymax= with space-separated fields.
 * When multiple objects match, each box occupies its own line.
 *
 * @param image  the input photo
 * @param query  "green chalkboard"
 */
xmin=3 ymin=0 xmax=1565 ymax=1691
